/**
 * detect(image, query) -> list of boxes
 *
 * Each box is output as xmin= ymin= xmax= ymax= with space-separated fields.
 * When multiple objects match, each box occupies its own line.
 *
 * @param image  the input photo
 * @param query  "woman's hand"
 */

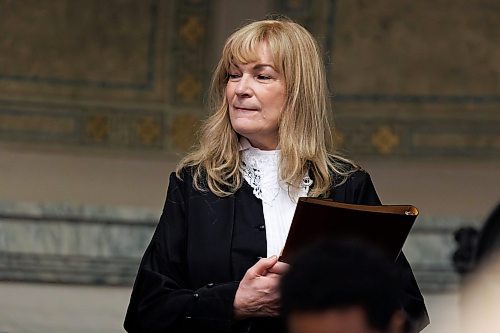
xmin=233 ymin=256 xmax=290 ymax=319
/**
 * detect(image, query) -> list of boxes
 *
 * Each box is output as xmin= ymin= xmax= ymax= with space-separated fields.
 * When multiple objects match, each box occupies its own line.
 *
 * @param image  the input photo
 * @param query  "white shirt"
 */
xmin=240 ymin=138 xmax=312 ymax=257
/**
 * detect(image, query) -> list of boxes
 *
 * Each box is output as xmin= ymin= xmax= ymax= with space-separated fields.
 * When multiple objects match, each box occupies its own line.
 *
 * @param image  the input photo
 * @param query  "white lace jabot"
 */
xmin=240 ymin=137 xmax=312 ymax=257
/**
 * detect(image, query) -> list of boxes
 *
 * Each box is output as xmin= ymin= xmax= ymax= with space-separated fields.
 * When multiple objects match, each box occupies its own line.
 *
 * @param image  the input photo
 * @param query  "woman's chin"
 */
xmin=231 ymin=123 xmax=260 ymax=137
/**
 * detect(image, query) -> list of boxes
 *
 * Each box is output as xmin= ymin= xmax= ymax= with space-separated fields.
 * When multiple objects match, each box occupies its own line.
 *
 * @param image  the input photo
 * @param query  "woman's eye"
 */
xmin=228 ymin=73 xmax=241 ymax=80
xmin=257 ymin=74 xmax=271 ymax=80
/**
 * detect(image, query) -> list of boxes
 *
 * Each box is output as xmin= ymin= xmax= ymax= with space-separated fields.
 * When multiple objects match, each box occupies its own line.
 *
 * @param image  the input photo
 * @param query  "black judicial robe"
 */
xmin=124 ymin=169 xmax=429 ymax=333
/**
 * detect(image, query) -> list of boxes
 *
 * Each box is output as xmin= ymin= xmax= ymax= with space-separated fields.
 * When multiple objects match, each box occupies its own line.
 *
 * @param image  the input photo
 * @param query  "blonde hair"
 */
xmin=177 ymin=18 xmax=357 ymax=197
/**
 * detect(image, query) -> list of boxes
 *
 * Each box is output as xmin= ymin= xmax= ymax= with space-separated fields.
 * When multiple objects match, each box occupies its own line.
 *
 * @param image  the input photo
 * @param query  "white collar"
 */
xmin=239 ymin=137 xmax=312 ymax=205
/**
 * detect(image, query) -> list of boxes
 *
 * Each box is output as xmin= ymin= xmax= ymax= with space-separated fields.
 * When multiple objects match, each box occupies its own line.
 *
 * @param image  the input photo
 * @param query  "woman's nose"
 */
xmin=234 ymin=75 xmax=253 ymax=97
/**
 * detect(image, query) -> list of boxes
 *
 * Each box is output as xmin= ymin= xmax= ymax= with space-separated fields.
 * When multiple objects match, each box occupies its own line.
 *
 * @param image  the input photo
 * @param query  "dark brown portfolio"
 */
xmin=280 ymin=198 xmax=419 ymax=263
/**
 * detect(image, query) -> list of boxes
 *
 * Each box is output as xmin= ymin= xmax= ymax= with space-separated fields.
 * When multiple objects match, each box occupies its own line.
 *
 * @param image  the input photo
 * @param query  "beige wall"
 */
xmin=364 ymin=158 xmax=500 ymax=217
xmin=1 ymin=146 xmax=499 ymax=219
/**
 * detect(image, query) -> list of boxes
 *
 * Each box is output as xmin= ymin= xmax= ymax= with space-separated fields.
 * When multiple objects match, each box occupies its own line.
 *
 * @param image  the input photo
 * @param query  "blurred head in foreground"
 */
xmin=281 ymin=240 xmax=405 ymax=333
xmin=461 ymin=203 xmax=500 ymax=333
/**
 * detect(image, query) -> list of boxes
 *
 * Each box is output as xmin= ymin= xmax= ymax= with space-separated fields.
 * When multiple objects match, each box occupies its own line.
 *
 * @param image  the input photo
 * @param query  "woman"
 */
xmin=124 ymin=18 xmax=429 ymax=333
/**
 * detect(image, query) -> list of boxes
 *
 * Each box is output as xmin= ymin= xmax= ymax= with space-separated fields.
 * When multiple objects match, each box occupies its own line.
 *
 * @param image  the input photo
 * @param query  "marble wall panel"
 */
xmin=0 ymin=200 xmax=483 ymax=290
xmin=0 ymin=201 xmax=157 ymax=284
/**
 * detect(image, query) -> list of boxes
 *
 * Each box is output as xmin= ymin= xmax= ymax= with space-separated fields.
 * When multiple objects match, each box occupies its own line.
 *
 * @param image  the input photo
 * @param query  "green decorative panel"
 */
xmin=0 ymin=0 xmax=499 ymax=157
xmin=332 ymin=103 xmax=500 ymax=157
xmin=170 ymin=0 xmax=211 ymax=106
xmin=333 ymin=0 xmax=499 ymax=96
xmin=0 ymin=0 xmax=163 ymax=99
xmin=0 ymin=0 xmax=210 ymax=152
xmin=274 ymin=0 xmax=500 ymax=158
xmin=0 ymin=101 xmax=167 ymax=150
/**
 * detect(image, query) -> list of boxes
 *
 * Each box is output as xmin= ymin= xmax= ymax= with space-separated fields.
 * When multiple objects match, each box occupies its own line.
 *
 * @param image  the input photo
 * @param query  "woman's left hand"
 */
xmin=233 ymin=256 xmax=290 ymax=319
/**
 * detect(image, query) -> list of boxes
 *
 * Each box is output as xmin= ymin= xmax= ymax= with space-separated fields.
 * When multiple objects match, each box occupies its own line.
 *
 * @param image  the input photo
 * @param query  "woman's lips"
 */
xmin=234 ymin=106 xmax=258 ymax=111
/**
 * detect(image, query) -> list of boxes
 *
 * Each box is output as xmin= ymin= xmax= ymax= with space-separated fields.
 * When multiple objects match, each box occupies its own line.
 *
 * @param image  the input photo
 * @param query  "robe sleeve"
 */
xmin=341 ymin=170 xmax=430 ymax=332
xmin=124 ymin=172 xmax=239 ymax=333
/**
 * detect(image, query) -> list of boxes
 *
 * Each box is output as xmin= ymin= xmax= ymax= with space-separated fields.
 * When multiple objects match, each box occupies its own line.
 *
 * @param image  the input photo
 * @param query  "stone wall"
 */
xmin=0 ymin=199 xmax=480 ymax=292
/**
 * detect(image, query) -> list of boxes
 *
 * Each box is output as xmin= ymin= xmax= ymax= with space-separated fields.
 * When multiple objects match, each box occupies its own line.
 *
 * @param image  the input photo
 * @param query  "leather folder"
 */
xmin=280 ymin=198 xmax=419 ymax=263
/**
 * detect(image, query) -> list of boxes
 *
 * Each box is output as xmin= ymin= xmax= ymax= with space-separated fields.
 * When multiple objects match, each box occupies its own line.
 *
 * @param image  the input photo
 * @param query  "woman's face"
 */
xmin=226 ymin=42 xmax=286 ymax=150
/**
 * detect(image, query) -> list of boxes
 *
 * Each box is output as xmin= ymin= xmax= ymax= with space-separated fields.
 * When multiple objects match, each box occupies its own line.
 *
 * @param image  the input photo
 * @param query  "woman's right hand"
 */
xmin=233 ymin=256 xmax=290 ymax=319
